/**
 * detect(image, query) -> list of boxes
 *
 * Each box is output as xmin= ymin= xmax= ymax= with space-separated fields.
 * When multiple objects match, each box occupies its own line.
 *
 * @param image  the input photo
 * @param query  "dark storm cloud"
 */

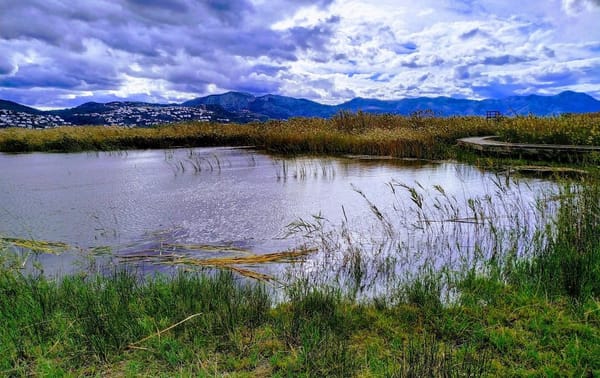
xmin=126 ymin=0 xmax=189 ymax=12
xmin=0 ymin=65 xmax=82 ymax=89
xmin=201 ymin=0 xmax=255 ymax=25
xmin=0 ymin=60 xmax=15 ymax=75
xmin=253 ymin=64 xmax=288 ymax=76
xmin=0 ymin=0 xmax=337 ymax=105
xmin=0 ymin=62 xmax=122 ymax=90
xmin=482 ymin=55 xmax=532 ymax=65
xmin=229 ymin=79 xmax=281 ymax=95
xmin=289 ymin=17 xmax=339 ymax=51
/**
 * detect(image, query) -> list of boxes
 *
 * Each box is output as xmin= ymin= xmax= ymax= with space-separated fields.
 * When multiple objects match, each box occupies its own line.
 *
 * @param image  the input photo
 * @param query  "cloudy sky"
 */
xmin=1 ymin=0 xmax=599 ymax=108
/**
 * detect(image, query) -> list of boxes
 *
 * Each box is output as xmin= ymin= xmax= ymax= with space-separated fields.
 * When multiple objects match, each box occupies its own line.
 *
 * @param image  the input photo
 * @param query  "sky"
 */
xmin=0 ymin=0 xmax=599 ymax=109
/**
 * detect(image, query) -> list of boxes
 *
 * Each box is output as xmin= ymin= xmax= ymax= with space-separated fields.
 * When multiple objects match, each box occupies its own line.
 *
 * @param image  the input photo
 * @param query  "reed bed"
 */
xmin=497 ymin=112 xmax=600 ymax=145
xmin=0 ymin=112 xmax=497 ymax=159
xmin=2 ymin=112 xmax=599 ymax=161
xmin=2 ymin=112 xmax=599 ymax=160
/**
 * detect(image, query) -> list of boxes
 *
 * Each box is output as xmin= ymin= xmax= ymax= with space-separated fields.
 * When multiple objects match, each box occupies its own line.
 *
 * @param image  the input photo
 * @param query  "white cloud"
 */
xmin=270 ymin=0 xmax=600 ymax=102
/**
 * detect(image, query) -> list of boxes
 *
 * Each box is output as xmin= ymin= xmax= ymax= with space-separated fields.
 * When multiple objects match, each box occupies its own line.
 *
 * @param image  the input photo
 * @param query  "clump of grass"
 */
xmin=519 ymin=178 xmax=600 ymax=300
xmin=399 ymin=333 xmax=490 ymax=377
xmin=0 ymin=268 xmax=271 ymax=374
xmin=119 ymin=248 xmax=317 ymax=282
xmin=1 ymin=236 xmax=69 ymax=254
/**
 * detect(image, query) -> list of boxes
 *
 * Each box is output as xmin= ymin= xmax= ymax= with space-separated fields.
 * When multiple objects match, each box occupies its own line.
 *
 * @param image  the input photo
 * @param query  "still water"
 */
xmin=0 ymin=147 xmax=552 ymax=278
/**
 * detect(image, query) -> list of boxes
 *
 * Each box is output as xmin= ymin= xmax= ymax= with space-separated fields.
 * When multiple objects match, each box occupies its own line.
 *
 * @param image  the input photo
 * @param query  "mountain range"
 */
xmin=182 ymin=90 xmax=600 ymax=118
xmin=1 ymin=91 xmax=600 ymax=128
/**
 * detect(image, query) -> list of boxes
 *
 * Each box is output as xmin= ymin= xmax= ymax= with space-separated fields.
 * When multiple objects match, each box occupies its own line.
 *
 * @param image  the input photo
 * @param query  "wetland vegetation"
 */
xmin=0 ymin=111 xmax=599 ymax=159
xmin=1 ymin=112 xmax=600 ymax=376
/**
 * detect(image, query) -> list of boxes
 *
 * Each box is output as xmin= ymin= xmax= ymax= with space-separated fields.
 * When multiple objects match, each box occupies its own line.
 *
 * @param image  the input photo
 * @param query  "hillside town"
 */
xmin=75 ymin=103 xmax=219 ymax=127
xmin=0 ymin=104 xmax=227 ymax=128
xmin=0 ymin=109 xmax=70 ymax=128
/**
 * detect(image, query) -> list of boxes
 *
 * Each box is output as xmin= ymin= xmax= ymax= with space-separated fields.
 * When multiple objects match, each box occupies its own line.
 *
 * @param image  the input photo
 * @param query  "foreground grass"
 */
xmin=1 ymin=269 xmax=599 ymax=377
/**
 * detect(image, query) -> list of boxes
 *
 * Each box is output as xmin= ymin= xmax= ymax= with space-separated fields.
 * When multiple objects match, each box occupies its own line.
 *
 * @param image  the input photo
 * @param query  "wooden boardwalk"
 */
xmin=457 ymin=136 xmax=600 ymax=159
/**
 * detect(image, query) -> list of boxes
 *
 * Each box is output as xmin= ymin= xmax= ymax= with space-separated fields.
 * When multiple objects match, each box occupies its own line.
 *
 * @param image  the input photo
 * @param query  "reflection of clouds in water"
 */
xmin=0 ymin=148 xmax=556 ymax=282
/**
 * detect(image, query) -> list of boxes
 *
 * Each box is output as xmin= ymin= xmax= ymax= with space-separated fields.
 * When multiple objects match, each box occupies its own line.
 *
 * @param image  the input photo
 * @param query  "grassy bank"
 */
xmin=2 ymin=177 xmax=600 ymax=376
xmin=1 ymin=262 xmax=599 ymax=376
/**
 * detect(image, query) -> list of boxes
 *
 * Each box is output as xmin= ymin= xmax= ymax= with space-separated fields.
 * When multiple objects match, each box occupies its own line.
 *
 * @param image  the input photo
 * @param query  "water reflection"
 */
xmin=0 ymin=148 xmax=555 ymax=285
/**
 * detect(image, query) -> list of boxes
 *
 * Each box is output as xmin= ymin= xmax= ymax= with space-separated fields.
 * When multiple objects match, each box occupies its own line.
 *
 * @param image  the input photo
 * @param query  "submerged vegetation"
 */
xmin=2 ymin=112 xmax=600 ymax=375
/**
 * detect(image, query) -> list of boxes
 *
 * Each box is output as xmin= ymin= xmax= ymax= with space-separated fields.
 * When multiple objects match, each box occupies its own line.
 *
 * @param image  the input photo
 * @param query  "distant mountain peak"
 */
xmin=0 ymin=99 xmax=42 ymax=114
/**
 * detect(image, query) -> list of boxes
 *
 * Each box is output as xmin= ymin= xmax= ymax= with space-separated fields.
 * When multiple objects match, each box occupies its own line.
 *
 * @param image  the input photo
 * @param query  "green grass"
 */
xmin=1 ymin=267 xmax=598 ymax=376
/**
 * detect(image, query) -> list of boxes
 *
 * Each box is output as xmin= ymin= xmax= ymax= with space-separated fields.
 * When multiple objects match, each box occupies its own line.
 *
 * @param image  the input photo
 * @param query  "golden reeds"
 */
xmin=119 ymin=248 xmax=318 ymax=282
xmin=0 ymin=113 xmax=497 ymax=158
xmin=1 ymin=236 xmax=69 ymax=254
xmin=2 ymin=113 xmax=599 ymax=158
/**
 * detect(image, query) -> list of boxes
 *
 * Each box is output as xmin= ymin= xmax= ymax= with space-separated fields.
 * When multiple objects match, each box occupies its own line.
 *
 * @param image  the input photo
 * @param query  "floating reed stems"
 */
xmin=119 ymin=248 xmax=318 ymax=281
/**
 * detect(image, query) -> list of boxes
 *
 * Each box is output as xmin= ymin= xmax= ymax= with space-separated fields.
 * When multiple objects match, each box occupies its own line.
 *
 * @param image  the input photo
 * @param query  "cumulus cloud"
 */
xmin=0 ymin=0 xmax=599 ymax=106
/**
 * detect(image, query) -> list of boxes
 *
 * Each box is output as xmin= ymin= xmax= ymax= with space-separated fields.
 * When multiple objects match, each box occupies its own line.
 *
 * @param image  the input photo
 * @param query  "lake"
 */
xmin=0 ymin=147 xmax=555 ymax=287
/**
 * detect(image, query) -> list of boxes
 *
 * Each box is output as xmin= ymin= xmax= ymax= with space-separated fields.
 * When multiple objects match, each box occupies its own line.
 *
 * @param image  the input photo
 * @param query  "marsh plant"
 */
xmin=498 ymin=113 xmax=600 ymax=145
xmin=284 ymin=173 xmax=559 ymax=301
xmin=273 ymin=157 xmax=336 ymax=181
xmin=164 ymin=148 xmax=228 ymax=175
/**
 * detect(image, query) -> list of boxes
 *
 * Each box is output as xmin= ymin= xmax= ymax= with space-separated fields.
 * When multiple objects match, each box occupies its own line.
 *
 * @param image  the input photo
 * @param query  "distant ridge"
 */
xmin=0 ymin=99 xmax=43 ymax=114
xmin=1 ymin=91 xmax=600 ymax=127
xmin=182 ymin=91 xmax=335 ymax=118
xmin=182 ymin=90 xmax=600 ymax=118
